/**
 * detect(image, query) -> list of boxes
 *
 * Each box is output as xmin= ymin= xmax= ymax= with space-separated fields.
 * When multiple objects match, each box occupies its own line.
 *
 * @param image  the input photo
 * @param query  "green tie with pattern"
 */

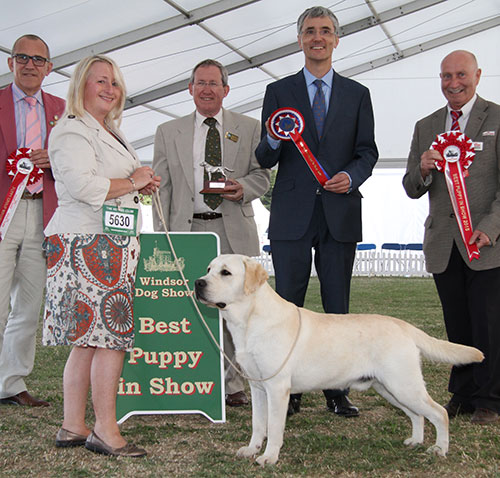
xmin=203 ymin=117 xmax=223 ymax=210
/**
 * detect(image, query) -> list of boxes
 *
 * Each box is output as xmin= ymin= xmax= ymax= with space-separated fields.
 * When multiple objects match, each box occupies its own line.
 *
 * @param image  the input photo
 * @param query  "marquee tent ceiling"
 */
xmin=1 ymin=0 xmax=499 ymax=167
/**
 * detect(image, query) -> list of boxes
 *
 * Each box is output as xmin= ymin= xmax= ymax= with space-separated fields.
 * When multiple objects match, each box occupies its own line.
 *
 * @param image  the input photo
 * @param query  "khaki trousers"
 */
xmin=0 ymin=199 xmax=46 ymax=398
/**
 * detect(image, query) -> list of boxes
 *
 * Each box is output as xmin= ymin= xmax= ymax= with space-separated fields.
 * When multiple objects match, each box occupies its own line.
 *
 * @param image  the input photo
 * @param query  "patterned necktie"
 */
xmin=24 ymin=96 xmax=43 ymax=193
xmin=312 ymin=79 xmax=326 ymax=139
xmin=25 ymin=96 xmax=42 ymax=149
xmin=450 ymin=110 xmax=463 ymax=132
xmin=203 ymin=117 xmax=223 ymax=210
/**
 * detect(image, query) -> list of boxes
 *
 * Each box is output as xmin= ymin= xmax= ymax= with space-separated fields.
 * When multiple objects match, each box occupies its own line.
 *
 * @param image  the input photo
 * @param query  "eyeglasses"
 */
xmin=12 ymin=54 xmax=49 ymax=67
xmin=194 ymin=81 xmax=223 ymax=88
xmin=301 ymin=28 xmax=336 ymax=38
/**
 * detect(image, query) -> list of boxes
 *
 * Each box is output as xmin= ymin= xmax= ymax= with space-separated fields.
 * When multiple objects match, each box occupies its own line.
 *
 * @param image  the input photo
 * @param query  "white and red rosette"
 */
xmin=0 ymin=148 xmax=41 ymax=240
xmin=431 ymin=131 xmax=479 ymax=261
xmin=269 ymin=108 xmax=330 ymax=186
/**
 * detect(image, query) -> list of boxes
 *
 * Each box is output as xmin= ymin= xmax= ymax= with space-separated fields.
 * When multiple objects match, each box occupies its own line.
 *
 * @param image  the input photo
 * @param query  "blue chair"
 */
xmin=405 ymin=243 xmax=423 ymax=251
xmin=262 ymin=244 xmax=271 ymax=254
xmin=357 ymin=243 xmax=376 ymax=250
xmin=381 ymin=243 xmax=404 ymax=250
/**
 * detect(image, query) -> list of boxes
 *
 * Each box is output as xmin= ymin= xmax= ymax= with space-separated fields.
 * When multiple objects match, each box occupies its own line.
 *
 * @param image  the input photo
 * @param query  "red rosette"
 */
xmin=269 ymin=108 xmax=330 ymax=185
xmin=431 ymin=131 xmax=475 ymax=174
xmin=269 ymin=108 xmax=305 ymax=141
xmin=6 ymin=148 xmax=43 ymax=185
xmin=430 ymin=131 xmax=479 ymax=261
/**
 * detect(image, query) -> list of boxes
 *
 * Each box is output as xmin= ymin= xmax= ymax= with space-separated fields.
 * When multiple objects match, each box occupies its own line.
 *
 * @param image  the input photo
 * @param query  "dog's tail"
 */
xmin=399 ymin=320 xmax=484 ymax=365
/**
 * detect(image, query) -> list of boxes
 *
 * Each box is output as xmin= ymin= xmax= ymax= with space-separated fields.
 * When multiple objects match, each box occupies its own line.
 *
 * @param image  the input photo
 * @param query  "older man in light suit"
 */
xmin=0 ymin=35 xmax=65 ymax=407
xmin=152 ymin=59 xmax=270 ymax=407
xmin=403 ymin=50 xmax=500 ymax=425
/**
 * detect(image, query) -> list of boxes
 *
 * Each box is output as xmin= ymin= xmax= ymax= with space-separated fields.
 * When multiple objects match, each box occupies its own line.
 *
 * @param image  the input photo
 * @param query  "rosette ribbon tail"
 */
xmin=432 ymin=131 xmax=479 ymax=262
xmin=290 ymin=132 xmax=330 ymax=186
xmin=0 ymin=148 xmax=41 ymax=240
xmin=0 ymin=170 xmax=30 ymax=240
xmin=269 ymin=108 xmax=330 ymax=186
xmin=443 ymin=162 xmax=480 ymax=261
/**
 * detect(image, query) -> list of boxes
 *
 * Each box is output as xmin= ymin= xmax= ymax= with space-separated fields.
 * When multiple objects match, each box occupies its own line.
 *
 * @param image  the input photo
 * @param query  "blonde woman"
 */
xmin=43 ymin=55 xmax=160 ymax=457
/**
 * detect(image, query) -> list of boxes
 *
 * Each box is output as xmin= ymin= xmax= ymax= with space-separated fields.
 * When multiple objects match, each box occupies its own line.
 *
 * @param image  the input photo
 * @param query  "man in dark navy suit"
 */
xmin=255 ymin=6 xmax=378 ymax=417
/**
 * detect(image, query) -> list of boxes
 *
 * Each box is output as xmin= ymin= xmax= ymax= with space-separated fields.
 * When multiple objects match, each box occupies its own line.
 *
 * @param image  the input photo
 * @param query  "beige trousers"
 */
xmin=0 ymin=199 xmax=46 ymax=398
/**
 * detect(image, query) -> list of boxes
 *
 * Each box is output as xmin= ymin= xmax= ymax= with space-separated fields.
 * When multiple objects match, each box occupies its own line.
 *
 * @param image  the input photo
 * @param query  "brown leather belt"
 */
xmin=21 ymin=191 xmax=43 ymax=200
xmin=193 ymin=212 xmax=222 ymax=220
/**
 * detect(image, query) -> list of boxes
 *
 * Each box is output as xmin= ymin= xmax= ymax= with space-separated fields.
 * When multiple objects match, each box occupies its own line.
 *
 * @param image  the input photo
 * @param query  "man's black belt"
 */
xmin=193 ymin=212 xmax=222 ymax=220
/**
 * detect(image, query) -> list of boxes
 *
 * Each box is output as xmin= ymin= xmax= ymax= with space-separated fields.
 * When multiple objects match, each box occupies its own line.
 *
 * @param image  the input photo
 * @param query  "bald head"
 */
xmin=440 ymin=50 xmax=481 ymax=110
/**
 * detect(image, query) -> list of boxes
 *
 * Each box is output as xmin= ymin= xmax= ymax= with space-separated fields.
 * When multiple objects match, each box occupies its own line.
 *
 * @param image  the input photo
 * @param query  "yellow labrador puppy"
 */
xmin=195 ymin=254 xmax=483 ymax=466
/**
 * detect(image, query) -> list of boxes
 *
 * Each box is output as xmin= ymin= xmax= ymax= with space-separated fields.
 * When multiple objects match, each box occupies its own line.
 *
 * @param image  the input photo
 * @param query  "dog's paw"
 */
xmin=236 ymin=445 xmax=259 ymax=458
xmin=404 ymin=437 xmax=423 ymax=447
xmin=426 ymin=444 xmax=447 ymax=457
xmin=256 ymin=454 xmax=279 ymax=466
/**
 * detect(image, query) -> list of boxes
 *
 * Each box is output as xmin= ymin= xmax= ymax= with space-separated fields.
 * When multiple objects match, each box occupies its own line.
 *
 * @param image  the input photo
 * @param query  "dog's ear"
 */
xmin=243 ymin=257 xmax=268 ymax=295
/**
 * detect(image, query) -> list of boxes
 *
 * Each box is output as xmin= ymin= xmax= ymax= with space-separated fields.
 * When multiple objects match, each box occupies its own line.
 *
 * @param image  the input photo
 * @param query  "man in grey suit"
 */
xmin=403 ymin=50 xmax=500 ymax=424
xmin=153 ymin=59 xmax=270 ymax=407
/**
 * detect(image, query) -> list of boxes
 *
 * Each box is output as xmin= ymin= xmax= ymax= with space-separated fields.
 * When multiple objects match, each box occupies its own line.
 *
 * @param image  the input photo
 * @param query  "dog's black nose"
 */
xmin=195 ymin=279 xmax=206 ymax=290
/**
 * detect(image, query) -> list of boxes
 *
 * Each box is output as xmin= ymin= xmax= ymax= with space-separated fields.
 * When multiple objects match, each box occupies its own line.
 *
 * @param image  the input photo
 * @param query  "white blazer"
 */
xmin=45 ymin=112 xmax=142 ymax=235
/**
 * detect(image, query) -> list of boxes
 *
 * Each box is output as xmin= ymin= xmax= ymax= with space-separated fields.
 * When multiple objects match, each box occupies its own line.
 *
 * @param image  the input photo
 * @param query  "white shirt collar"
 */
xmin=195 ymin=108 xmax=223 ymax=128
xmin=446 ymin=94 xmax=477 ymax=121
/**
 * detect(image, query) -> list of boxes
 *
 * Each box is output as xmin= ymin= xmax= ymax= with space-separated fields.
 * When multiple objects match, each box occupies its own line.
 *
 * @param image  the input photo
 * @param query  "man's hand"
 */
xmin=323 ymin=172 xmax=350 ymax=194
xmin=30 ymin=149 xmax=51 ymax=169
xmin=221 ymin=178 xmax=243 ymax=202
xmin=265 ymin=117 xmax=280 ymax=141
xmin=469 ymin=230 xmax=491 ymax=249
xmin=420 ymin=149 xmax=441 ymax=179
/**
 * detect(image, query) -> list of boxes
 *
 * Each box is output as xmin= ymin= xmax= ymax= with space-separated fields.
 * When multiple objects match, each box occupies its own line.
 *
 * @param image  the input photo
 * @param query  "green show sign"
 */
xmin=116 ymin=232 xmax=224 ymax=423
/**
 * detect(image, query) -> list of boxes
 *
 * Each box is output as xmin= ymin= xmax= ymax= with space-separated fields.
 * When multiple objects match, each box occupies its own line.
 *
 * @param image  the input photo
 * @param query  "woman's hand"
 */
xmin=130 ymin=166 xmax=160 ymax=191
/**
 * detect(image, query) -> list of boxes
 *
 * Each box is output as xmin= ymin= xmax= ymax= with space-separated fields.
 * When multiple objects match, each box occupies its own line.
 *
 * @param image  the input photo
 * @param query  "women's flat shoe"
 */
xmin=55 ymin=428 xmax=88 ymax=447
xmin=85 ymin=431 xmax=147 ymax=457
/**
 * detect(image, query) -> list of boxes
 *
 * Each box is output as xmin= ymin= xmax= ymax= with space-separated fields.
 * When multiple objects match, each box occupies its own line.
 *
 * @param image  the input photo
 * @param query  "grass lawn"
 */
xmin=0 ymin=276 xmax=499 ymax=478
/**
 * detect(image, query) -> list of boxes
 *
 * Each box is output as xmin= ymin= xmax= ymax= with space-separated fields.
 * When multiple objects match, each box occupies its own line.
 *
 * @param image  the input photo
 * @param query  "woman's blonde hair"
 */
xmin=65 ymin=55 xmax=126 ymax=128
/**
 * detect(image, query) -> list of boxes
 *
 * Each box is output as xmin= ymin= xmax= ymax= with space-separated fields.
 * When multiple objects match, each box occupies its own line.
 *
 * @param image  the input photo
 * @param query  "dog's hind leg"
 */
xmin=255 ymin=383 xmax=289 ymax=466
xmin=372 ymin=381 xmax=424 ymax=447
xmin=377 ymin=375 xmax=449 ymax=456
xmin=237 ymin=385 xmax=267 ymax=458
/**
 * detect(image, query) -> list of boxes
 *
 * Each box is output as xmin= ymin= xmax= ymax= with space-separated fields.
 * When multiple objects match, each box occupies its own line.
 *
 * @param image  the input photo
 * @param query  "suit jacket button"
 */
xmin=449 ymin=213 xmax=455 ymax=218
xmin=134 ymin=196 xmax=139 ymax=204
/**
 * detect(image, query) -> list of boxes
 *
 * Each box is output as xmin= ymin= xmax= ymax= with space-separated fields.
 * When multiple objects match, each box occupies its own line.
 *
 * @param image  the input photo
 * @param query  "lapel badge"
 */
xmin=225 ymin=132 xmax=239 ymax=142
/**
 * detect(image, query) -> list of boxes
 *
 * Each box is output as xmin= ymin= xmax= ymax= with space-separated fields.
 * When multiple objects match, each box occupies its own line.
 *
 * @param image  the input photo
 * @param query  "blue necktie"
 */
xmin=312 ymin=79 xmax=326 ymax=139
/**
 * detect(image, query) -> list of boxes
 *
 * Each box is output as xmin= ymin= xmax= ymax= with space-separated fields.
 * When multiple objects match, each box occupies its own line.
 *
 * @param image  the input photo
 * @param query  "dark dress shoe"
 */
xmin=0 ymin=391 xmax=49 ymax=407
xmin=225 ymin=391 xmax=249 ymax=407
xmin=85 ymin=431 xmax=147 ymax=457
xmin=56 ymin=428 xmax=88 ymax=447
xmin=471 ymin=408 xmax=499 ymax=425
xmin=443 ymin=400 xmax=474 ymax=418
xmin=287 ymin=397 xmax=301 ymax=416
xmin=327 ymin=394 xmax=359 ymax=417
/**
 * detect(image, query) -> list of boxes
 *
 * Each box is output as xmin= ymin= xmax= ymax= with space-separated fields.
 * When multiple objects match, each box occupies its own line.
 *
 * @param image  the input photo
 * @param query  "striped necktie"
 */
xmin=25 ymin=96 xmax=42 ymax=149
xmin=24 ymin=96 xmax=43 ymax=193
xmin=450 ymin=110 xmax=463 ymax=132
xmin=312 ymin=79 xmax=326 ymax=139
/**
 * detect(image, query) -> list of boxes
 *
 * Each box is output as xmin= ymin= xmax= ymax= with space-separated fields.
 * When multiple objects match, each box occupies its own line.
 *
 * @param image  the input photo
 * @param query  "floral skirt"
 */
xmin=43 ymin=233 xmax=140 ymax=351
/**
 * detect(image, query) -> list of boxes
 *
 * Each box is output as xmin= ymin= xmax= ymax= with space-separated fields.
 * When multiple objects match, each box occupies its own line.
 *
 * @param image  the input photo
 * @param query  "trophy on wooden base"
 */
xmin=199 ymin=161 xmax=234 ymax=194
